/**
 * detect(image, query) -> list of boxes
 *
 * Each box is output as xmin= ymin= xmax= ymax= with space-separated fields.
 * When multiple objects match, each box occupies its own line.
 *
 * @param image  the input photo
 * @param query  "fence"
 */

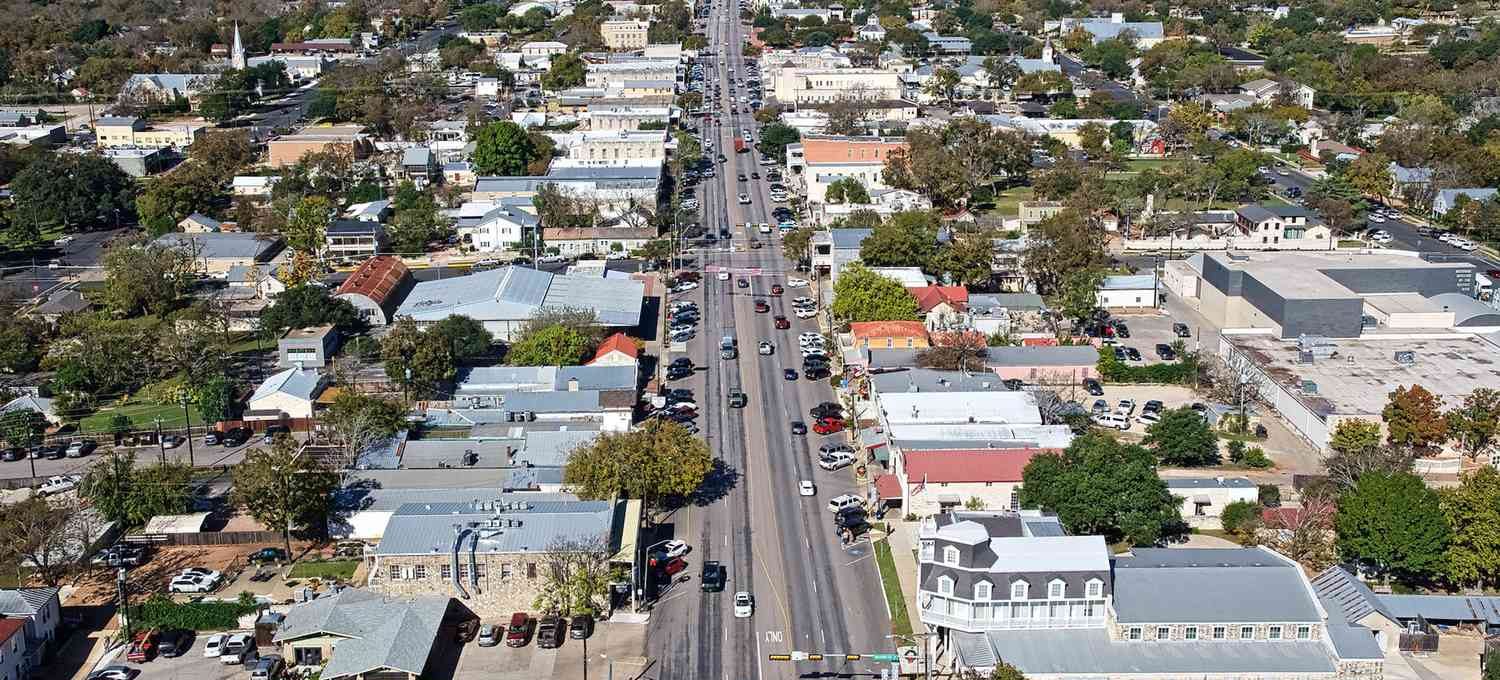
xmin=125 ymin=530 xmax=284 ymax=546
xmin=1399 ymin=616 xmax=1440 ymax=654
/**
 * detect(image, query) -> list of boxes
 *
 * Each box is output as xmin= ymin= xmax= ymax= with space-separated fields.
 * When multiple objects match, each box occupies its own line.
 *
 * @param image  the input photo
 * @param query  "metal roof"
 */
xmin=154 ymin=232 xmax=279 ymax=261
xmin=879 ymin=391 xmax=1043 ymax=426
xmin=1112 ymin=548 xmax=1322 ymax=624
xmin=274 ymin=588 xmax=448 ymax=679
xmin=1378 ymin=594 xmax=1500 ymax=624
xmin=374 ymin=499 xmax=617 ymax=556
xmin=983 ymin=345 xmax=1099 ymax=367
xmin=0 ymin=587 xmax=59 ymax=616
xmin=869 ymin=369 xmax=1013 ymax=394
xmin=250 ymin=367 xmax=325 ymax=402
xmin=952 ymin=628 xmax=1335 ymax=676
xmin=1099 ymin=274 xmax=1158 ymax=291
xmin=396 ymin=266 xmax=642 ymax=328
xmin=829 ymin=228 xmax=874 ymax=250
xmin=1163 ymin=477 xmax=1257 ymax=489
xmin=336 ymin=487 xmax=575 ymax=513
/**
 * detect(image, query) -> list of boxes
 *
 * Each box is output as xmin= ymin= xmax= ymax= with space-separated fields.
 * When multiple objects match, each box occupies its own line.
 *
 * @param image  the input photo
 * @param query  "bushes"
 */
xmin=128 ymin=595 xmax=259 ymax=631
xmin=1227 ymin=439 xmax=1273 ymax=468
xmin=1221 ymin=500 xmax=1263 ymax=539
xmin=1096 ymin=350 xmax=1198 ymax=384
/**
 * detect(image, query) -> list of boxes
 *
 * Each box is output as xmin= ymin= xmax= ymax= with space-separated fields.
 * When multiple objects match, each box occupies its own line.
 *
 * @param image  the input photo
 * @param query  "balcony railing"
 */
xmin=918 ymin=608 xmax=1107 ymax=632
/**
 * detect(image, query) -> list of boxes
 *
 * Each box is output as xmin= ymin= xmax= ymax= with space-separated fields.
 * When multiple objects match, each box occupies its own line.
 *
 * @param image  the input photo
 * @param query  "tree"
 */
xmin=1261 ymin=491 xmax=1337 ymax=570
xmin=473 ymin=121 xmax=538 ymax=176
xmin=960 ymin=661 xmax=1029 ymax=680
xmin=193 ymin=374 xmax=237 ymax=423
xmin=932 ymin=232 xmax=997 ymax=288
xmin=1323 ymin=418 xmax=1416 ymax=489
xmin=923 ymin=66 xmax=962 ymax=104
xmin=506 ymin=324 xmax=593 ymax=366
xmin=782 ymin=226 xmax=815 ymax=263
xmin=1056 ymin=269 xmax=1104 ymax=323
xmin=232 ymin=437 xmax=340 ymax=556
xmin=1143 ymin=408 xmax=1221 ymax=467
xmin=381 ymin=318 xmax=457 ymax=400
xmin=259 ymin=285 xmax=365 ymax=336
xmin=77 ymin=452 xmax=193 ymax=527
xmin=825 ymin=177 xmax=870 ymax=204
xmin=830 ymin=264 xmax=921 ymax=323
xmin=190 ymin=130 xmax=257 ymax=178
xmin=1220 ymin=500 xmax=1262 ymax=539
xmin=979 ymin=56 xmax=1022 ymax=99
xmin=916 ymin=331 xmax=988 ymax=371
xmin=0 ymin=409 xmax=44 ymax=450
xmin=1448 ymin=388 xmax=1500 ymax=461
xmin=322 ymin=392 xmax=407 ymax=469
xmin=756 ymin=122 xmax=801 ymax=161
xmin=11 ymin=152 xmax=134 ymax=235
xmin=1341 ymin=152 xmax=1392 ymax=202
xmin=531 ymin=534 xmax=624 ymax=616
xmin=1018 ymin=434 xmax=1185 ymax=547
xmin=0 ymin=496 xmax=79 ymax=586
xmin=135 ymin=165 xmax=225 ymax=235
xmin=429 ymin=315 xmax=493 ymax=360
xmin=0 ymin=312 xmax=45 ymax=374
xmin=521 ymin=308 xmax=606 ymax=346
xmin=563 ymin=419 xmax=712 ymax=510
xmin=102 ymin=240 xmax=197 ymax=317
xmin=1336 ymin=472 xmax=1450 ymax=581
xmin=285 ymin=195 xmax=334 ymax=254
xmin=859 ymin=211 xmax=938 ymax=270
xmin=541 ymin=52 xmax=586 ymax=90
xmin=1383 ymin=384 xmax=1449 ymax=451
xmin=1022 ymin=209 xmax=1108 ymax=295
xmin=1441 ymin=467 xmax=1500 ymax=587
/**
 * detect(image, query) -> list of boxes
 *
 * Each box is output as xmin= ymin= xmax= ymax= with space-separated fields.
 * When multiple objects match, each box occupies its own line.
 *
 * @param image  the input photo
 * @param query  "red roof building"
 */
xmin=335 ymin=256 xmax=413 ymax=326
xmin=588 ymin=333 xmax=640 ymax=366
xmin=907 ymin=286 xmax=969 ymax=314
xmin=890 ymin=449 xmax=1053 ymax=516
xmin=850 ymin=320 xmax=930 ymax=350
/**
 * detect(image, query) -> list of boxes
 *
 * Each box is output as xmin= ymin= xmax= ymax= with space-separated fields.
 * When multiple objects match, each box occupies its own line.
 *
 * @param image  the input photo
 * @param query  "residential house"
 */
xmin=273 ymin=588 xmax=465 ymax=678
xmin=232 ymin=175 xmax=280 ymax=198
xmin=520 ymin=41 xmax=569 ymax=58
xmin=1165 ymin=476 xmax=1259 ymax=530
xmin=850 ymin=321 xmax=930 ymax=350
xmin=771 ymin=68 xmax=902 ymax=105
xmin=541 ymin=227 xmax=655 ymax=257
xmin=1018 ymin=201 xmax=1067 ymax=227
xmin=453 ymin=199 xmax=540 ymax=253
xmin=0 ymin=396 xmax=60 ymax=427
xmin=226 ymin=263 xmax=287 ymax=300
xmin=909 ymin=286 xmax=969 ymax=331
xmin=344 ymin=200 xmax=392 ymax=223
xmin=247 ymin=367 xmax=327 ymax=419
xmin=248 ymin=54 xmax=328 ymax=80
xmin=1387 ymin=163 xmax=1433 ymax=201
xmin=0 ymin=618 xmax=30 ymax=680
xmin=888 ymin=449 xmax=1041 ymax=515
xmin=810 ymin=227 xmax=870 ymax=280
xmin=277 ymin=326 xmax=341 ymax=369
xmin=178 ymin=213 xmax=222 ymax=233
xmin=984 ymin=115 xmax=1161 ymax=153
xmin=857 ymin=16 xmax=887 ymax=41
xmin=324 ymin=219 xmax=386 ymax=260
xmin=401 ymin=147 xmax=438 ymax=186
xmin=394 ymin=266 xmax=644 ymax=340
xmin=587 ymin=333 xmax=640 ymax=367
xmin=153 ymin=232 xmax=281 ymax=276
xmin=1241 ymin=78 xmax=1315 ymax=109
xmin=0 ymin=587 xmax=61 ymax=665
xmin=1096 ymin=274 xmax=1159 ymax=309
xmin=367 ymin=498 xmax=640 ymax=617
xmin=335 ymin=256 xmax=414 ymax=327
xmin=1232 ymin=203 xmax=1334 ymax=250
xmin=1432 ymin=188 xmax=1498 ymax=216
xmin=602 ymin=19 xmax=650 ymax=50
xmin=443 ymin=162 xmax=477 ymax=187
xmin=983 ymin=345 xmax=1100 ymax=384
xmin=1058 ymin=15 xmax=1166 ymax=49
xmin=267 ymin=125 xmax=372 ymax=168
xmin=120 ymin=73 xmax=218 ymax=109
xmin=816 ymin=188 xmax=931 ymax=225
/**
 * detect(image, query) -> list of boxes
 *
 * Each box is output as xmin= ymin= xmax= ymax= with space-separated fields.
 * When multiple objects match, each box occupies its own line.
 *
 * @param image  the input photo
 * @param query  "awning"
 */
xmin=1192 ymin=494 xmax=1212 ymax=504
xmin=875 ymin=474 xmax=901 ymax=499
xmin=938 ymin=494 xmax=963 ymax=506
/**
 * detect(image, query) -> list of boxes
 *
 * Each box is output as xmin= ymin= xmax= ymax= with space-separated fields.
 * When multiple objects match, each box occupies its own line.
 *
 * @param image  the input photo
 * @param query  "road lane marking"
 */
xmin=844 ymin=554 xmax=873 ymax=567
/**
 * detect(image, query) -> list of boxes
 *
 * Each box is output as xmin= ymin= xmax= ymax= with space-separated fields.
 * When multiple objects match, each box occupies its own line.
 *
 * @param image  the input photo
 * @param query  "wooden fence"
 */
xmin=125 ymin=530 xmax=284 ymax=546
xmin=1399 ymin=616 xmax=1440 ymax=653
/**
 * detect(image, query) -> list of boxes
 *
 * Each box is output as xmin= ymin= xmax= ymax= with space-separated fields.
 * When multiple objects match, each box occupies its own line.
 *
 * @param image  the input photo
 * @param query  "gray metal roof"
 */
xmin=336 ymin=487 xmax=575 ymax=513
xmin=250 ymin=367 xmax=324 ymax=402
xmin=829 ymin=228 xmax=874 ymax=250
xmin=1310 ymin=566 xmax=1395 ymax=624
xmin=1428 ymin=292 xmax=1500 ymax=327
xmin=273 ymin=588 xmax=448 ymax=679
xmin=870 ymin=369 xmax=1013 ymax=394
xmin=398 ymin=439 xmax=517 ymax=469
xmin=374 ymin=499 xmax=618 ymax=556
xmin=967 ymin=293 xmax=1045 ymax=311
xmin=984 ymin=345 xmax=1099 ymax=367
xmin=502 ymin=390 xmax=605 ymax=413
xmin=541 ymin=272 xmax=645 ymax=327
xmin=396 ymin=266 xmax=642 ymax=328
xmin=1099 ymin=274 xmax=1158 ymax=291
xmin=455 ymin=365 xmax=636 ymax=394
xmin=952 ymin=628 xmax=1336 ymax=676
xmin=1379 ymin=594 xmax=1500 ymax=624
xmin=517 ymin=429 xmax=601 ymax=467
xmin=402 ymin=147 xmax=432 ymax=166
xmin=1112 ymin=548 xmax=1322 ymax=624
xmin=154 ymin=232 xmax=279 ymax=261
xmin=1163 ymin=476 xmax=1257 ymax=489
xmin=0 ymin=587 xmax=58 ymax=616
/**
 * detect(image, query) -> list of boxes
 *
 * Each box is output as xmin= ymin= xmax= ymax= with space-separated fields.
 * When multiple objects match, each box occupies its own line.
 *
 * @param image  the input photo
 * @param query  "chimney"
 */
xmin=567 ymin=377 xmax=580 ymax=392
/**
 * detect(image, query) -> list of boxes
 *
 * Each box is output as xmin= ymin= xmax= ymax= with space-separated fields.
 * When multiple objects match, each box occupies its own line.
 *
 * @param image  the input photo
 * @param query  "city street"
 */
xmin=641 ymin=4 xmax=892 ymax=679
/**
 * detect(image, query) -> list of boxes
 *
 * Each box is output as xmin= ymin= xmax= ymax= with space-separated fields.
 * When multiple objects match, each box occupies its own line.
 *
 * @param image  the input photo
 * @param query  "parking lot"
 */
xmin=98 ymin=636 xmax=267 ymax=680
xmin=1097 ymin=310 xmax=1196 ymax=365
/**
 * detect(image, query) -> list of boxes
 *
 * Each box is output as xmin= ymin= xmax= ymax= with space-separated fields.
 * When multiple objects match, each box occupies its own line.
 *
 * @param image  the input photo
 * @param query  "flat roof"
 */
xmin=1206 ymin=251 xmax=1470 ymax=300
xmin=1227 ymin=334 xmax=1500 ymax=418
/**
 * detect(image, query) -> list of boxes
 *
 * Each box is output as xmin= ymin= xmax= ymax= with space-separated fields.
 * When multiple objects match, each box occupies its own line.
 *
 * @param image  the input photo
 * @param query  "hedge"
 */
xmin=1096 ymin=349 xmax=1198 ymax=384
xmin=128 ymin=595 xmax=259 ymax=631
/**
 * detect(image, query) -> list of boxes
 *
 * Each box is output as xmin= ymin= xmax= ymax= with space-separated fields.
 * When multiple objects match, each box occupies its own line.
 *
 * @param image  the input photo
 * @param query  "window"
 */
xmin=1009 ymin=493 xmax=1021 ymax=510
xmin=1212 ymin=626 xmax=1226 ymax=640
xmin=937 ymin=576 xmax=954 ymax=595
xmin=388 ymin=565 xmax=401 ymax=580
xmin=1127 ymin=626 xmax=1142 ymax=641
xmin=1085 ymin=579 xmax=1103 ymax=598
xmin=527 ymin=562 xmax=537 ymax=579
xmin=1010 ymin=581 xmax=1028 ymax=600
xmin=1296 ymin=625 xmax=1311 ymax=640
xmin=1240 ymin=626 xmax=1255 ymax=640
xmin=1184 ymin=626 xmax=1198 ymax=640
xmin=942 ymin=546 xmax=960 ymax=565
xmin=1047 ymin=579 xmax=1065 ymax=599
xmin=440 ymin=565 xmax=452 ymax=579
xmin=974 ymin=582 xmax=992 ymax=600
xmin=413 ymin=565 xmax=427 ymax=579
xmin=1156 ymin=627 xmax=1170 ymax=641
xmin=1268 ymin=626 xmax=1283 ymax=640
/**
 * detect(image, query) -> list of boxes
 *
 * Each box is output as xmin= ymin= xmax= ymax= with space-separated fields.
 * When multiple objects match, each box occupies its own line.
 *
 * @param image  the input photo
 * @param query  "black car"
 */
xmin=783 ymin=368 xmax=797 ymax=380
xmin=1123 ymin=347 xmax=1143 ymax=362
xmin=537 ymin=617 xmax=564 ymax=649
xmin=157 ymin=629 xmax=189 ymax=657
xmin=221 ymin=427 xmax=252 ymax=447
xmin=1002 ymin=379 xmax=1025 ymax=391
xmin=666 ymin=367 xmax=693 ymax=380
xmin=1173 ymin=322 xmax=1191 ymax=338
xmin=727 ymin=391 xmax=748 ymax=408
xmin=736 ymin=278 xmax=749 ymax=288
xmin=700 ymin=560 xmax=726 ymax=592
xmin=790 ymin=421 xmax=807 ymax=435
xmin=803 ymin=367 xmax=831 ymax=380
xmin=1111 ymin=322 xmax=1131 ymax=338
xmin=666 ymin=388 xmax=694 ymax=402
xmin=810 ymin=402 xmax=842 ymax=419
xmin=248 ymin=547 xmax=288 ymax=564
xmin=569 ymin=616 xmax=593 ymax=640
xmin=1154 ymin=344 xmax=1176 ymax=360
xmin=737 ymin=173 xmax=747 ymax=181
xmin=1082 ymin=378 xmax=1104 ymax=396
xmin=262 ymin=424 xmax=290 ymax=444
xmin=834 ymin=506 xmax=867 ymax=530
xmin=43 ymin=445 xmax=66 ymax=460
xmin=669 ymin=357 xmax=695 ymax=370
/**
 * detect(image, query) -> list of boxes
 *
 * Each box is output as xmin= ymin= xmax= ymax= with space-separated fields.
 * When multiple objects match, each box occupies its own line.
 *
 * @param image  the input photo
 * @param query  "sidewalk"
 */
xmin=884 ymin=519 xmax=922 ymax=637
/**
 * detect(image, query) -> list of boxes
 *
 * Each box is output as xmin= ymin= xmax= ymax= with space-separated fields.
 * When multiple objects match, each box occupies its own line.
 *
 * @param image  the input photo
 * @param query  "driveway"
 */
xmin=101 ymin=639 xmax=266 ymax=680
xmin=454 ymin=641 xmax=558 ymax=680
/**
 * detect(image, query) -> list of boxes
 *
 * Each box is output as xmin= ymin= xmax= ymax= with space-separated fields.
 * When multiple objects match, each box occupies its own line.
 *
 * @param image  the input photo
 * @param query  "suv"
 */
xmin=728 ymin=391 xmax=748 ymax=408
xmin=221 ymin=427 xmax=252 ymax=447
xmin=248 ymin=547 xmax=288 ymax=564
xmin=701 ymin=561 xmax=726 ymax=592
xmin=505 ymin=613 xmax=531 ymax=647
xmin=1173 ymin=322 xmax=1192 ymax=338
xmin=536 ymin=616 xmax=564 ymax=649
xmin=157 ymin=629 xmax=188 ymax=657
xmin=1154 ymin=344 xmax=1176 ymax=360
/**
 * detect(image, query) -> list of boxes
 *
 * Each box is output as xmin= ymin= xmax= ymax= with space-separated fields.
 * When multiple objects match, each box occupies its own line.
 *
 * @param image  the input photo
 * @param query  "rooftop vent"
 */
xmin=1301 ymin=380 xmax=1318 ymax=394
xmin=1394 ymin=350 xmax=1416 ymax=365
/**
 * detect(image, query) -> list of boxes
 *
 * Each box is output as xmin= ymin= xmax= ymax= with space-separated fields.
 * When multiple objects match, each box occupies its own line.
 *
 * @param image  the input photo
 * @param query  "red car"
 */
xmin=813 ymin=418 xmax=846 ymax=435
xmin=770 ymin=284 xmax=784 ymax=295
xmin=774 ymin=315 xmax=790 ymax=329
xmin=754 ymin=300 xmax=769 ymax=313
xmin=127 ymin=629 xmax=159 ymax=663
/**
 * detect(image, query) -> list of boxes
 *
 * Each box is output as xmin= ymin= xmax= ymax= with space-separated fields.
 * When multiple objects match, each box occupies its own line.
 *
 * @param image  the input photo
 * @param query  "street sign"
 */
xmin=869 ymin=653 xmax=901 ymax=662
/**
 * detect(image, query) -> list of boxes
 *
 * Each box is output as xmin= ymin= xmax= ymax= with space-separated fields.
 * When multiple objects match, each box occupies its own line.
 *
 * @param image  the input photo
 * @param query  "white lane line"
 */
xmin=844 ymin=554 xmax=873 ymax=568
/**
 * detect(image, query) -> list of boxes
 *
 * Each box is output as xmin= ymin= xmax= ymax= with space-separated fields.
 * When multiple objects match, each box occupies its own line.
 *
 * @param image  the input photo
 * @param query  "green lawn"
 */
xmin=1124 ymin=158 xmax=1180 ymax=172
xmin=227 ymin=334 xmax=273 ymax=355
xmin=78 ymin=402 xmax=204 ymax=433
xmin=990 ymin=186 xmax=1035 ymax=217
xmin=873 ymin=540 xmax=914 ymax=637
xmin=288 ymin=559 xmax=360 ymax=581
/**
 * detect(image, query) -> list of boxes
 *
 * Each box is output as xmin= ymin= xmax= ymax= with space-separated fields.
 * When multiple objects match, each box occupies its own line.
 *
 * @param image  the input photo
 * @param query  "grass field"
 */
xmin=78 ymin=402 xmax=204 ymax=433
xmin=288 ymin=559 xmax=360 ymax=582
xmin=873 ymin=539 xmax=913 ymax=637
xmin=991 ymin=186 xmax=1035 ymax=217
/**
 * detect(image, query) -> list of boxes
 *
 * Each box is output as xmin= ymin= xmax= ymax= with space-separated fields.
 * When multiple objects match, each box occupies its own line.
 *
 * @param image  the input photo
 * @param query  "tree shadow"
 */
xmin=688 ymin=459 xmax=740 ymax=507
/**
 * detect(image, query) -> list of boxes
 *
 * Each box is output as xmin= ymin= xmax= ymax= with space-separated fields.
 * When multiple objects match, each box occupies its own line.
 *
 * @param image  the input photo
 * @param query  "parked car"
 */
xmin=477 ymin=624 xmax=501 ymax=647
xmin=87 ymin=666 xmax=137 ymax=680
xmin=569 ymin=616 xmax=594 ymax=640
xmin=1154 ymin=344 xmax=1176 ymax=360
xmin=221 ymin=427 xmax=252 ymax=447
xmin=126 ymin=629 xmax=159 ymax=663
xmin=202 ymin=633 xmax=226 ymax=658
xmin=261 ymin=425 xmax=290 ymax=444
xmin=505 ymin=613 xmax=532 ymax=647
xmin=249 ymin=654 xmax=285 ymax=680
xmin=812 ymin=417 xmax=845 ymax=435
xmin=1082 ymin=378 xmax=1103 ymax=396
xmin=248 ymin=547 xmax=288 ymax=564
xmin=157 ymin=629 xmax=189 ymax=657
xmin=65 ymin=440 xmax=97 ymax=458
xmin=37 ymin=475 xmax=81 ymax=496
xmin=537 ymin=617 xmax=564 ymax=649
xmin=219 ymin=633 xmax=255 ymax=665
xmin=1173 ymin=322 xmax=1191 ymax=338
xmin=168 ymin=574 xmax=217 ymax=593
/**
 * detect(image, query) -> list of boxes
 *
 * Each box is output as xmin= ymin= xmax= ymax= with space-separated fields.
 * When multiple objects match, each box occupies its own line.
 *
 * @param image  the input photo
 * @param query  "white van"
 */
xmin=1092 ymin=413 xmax=1130 ymax=430
xmin=826 ymin=494 xmax=862 ymax=513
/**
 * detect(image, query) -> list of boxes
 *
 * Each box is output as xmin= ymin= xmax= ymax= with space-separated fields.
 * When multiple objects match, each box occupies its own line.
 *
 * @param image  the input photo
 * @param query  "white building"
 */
xmin=1165 ymin=476 xmax=1260 ymax=530
xmin=1095 ymin=274 xmax=1159 ymax=309
xmin=452 ymin=199 xmax=540 ymax=253
xmin=771 ymin=68 xmax=902 ymax=105
xmin=247 ymin=367 xmax=327 ymax=419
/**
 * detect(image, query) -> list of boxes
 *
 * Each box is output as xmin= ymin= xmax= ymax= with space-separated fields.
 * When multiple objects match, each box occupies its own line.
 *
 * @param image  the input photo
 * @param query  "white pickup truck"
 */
xmin=37 ymin=474 xmax=81 ymax=496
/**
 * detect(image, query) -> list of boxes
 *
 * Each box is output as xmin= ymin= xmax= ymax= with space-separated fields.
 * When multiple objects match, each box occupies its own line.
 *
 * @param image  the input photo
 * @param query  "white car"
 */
xmin=737 ymin=193 xmax=751 ymax=204
xmin=1457 ymin=239 xmax=1479 ymax=251
xmin=798 ymin=480 xmax=816 ymax=496
xmin=717 ymin=271 xmax=731 ymax=281
xmin=203 ymin=633 xmax=226 ymax=658
xmin=169 ymin=575 xmax=217 ymax=593
xmin=1367 ymin=214 xmax=1385 ymax=223
xmin=658 ymin=540 xmax=691 ymax=558
xmin=180 ymin=567 xmax=222 ymax=581
xmin=733 ymin=591 xmax=754 ymax=618
xmin=671 ymin=281 xmax=700 ymax=293
xmin=827 ymin=494 xmax=861 ymax=512
xmin=794 ymin=308 xmax=817 ymax=319
xmin=37 ymin=475 xmax=81 ymax=496
xmin=787 ymin=277 xmax=809 ymax=288
xmin=758 ymin=341 xmax=774 ymax=355
xmin=818 ymin=452 xmax=856 ymax=471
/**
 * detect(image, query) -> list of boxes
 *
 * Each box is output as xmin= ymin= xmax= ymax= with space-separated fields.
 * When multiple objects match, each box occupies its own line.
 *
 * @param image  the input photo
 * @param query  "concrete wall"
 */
xmin=1220 ymin=336 xmax=1335 ymax=450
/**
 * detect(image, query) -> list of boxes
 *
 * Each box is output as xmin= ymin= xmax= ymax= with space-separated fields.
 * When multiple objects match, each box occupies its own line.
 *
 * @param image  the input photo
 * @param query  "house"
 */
xmin=967 ymin=293 xmax=1048 ymax=338
xmin=247 ymin=54 xmax=328 ymax=80
xmin=908 ymin=286 xmax=969 ymax=331
xmin=335 ymin=256 xmax=414 ymax=326
xmin=232 ymin=175 xmax=280 ymax=198
xmin=0 ymin=587 xmax=61 ymax=664
xmin=850 ymin=321 xmax=930 ymax=350
xmin=1165 ymin=476 xmax=1259 ymax=529
xmin=540 ymin=227 xmax=655 ymax=257
xmin=1432 ymin=188 xmax=1498 ymax=216
xmin=278 ymin=326 xmax=341 ymax=369
xmin=152 ymin=233 xmax=281 ymax=276
xmin=394 ymin=266 xmax=644 ymax=341
xmin=247 ymin=367 xmax=327 ymax=419
xmin=1387 ymin=163 xmax=1433 ymax=200
xmin=0 ymin=618 xmax=30 ymax=680
xmin=1096 ymin=274 xmax=1159 ymax=310
xmin=810 ymin=227 xmax=872 ymax=280
xmin=520 ymin=41 xmax=568 ymax=58
xmin=601 ymin=19 xmax=650 ymax=50
xmin=889 ymin=449 xmax=1041 ymax=515
xmin=273 ymin=588 xmax=465 ymax=678
xmin=401 ymin=147 xmax=437 ymax=186
xmin=1059 ymin=15 xmax=1166 ymax=49
xmin=268 ymin=125 xmax=372 ymax=168
xmin=587 ymin=333 xmax=640 ymax=366
xmin=984 ymin=345 xmax=1100 ymax=384
xmin=1240 ymin=78 xmax=1315 ymax=109
xmin=367 ymin=498 xmax=640 ymax=616
xmin=178 ymin=213 xmax=222 ymax=233
xmin=0 ymin=394 xmax=59 ymax=427
xmin=344 ymin=200 xmax=392 ymax=223
xmin=120 ymin=73 xmax=218 ymax=109
xmin=226 ymin=263 xmax=288 ymax=300
xmin=453 ymin=199 xmax=540 ymax=253
xmin=1232 ymin=203 xmax=1333 ymax=250
xmin=325 ymin=219 xmax=386 ymax=260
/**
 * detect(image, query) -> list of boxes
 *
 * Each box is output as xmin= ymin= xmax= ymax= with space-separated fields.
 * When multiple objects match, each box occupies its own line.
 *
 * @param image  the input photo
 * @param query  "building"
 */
xmin=556 ymin=129 xmax=667 ymax=167
xmin=520 ymin=41 xmax=569 ymax=58
xmin=1343 ymin=24 xmax=1400 ymax=46
xmin=541 ymin=227 xmax=655 ymax=257
xmin=153 ymin=232 xmax=281 ymax=276
xmin=1096 ymin=274 xmax=1160 ymax=310
xmin=101 ymin=147 xmax=170 ymax=176
xmin=324 ymin=219 xmax=386 ymax=260
xmin=394 ymin=266 xmax=644 ymax=340
xmin=1240 ymin=78 xmax=1315 ymax=109
xmin=1189 ymin=251 xmax=1477 ymax=339
xmin=983 ymin=346 xmax=1100 ymax=384
xmin=268 ymin=125 xmax=372 ymax=167
xmin=923 ymin=512 xmax=1387 ymax=679
xmin=909 ymin=286 xmax=969 ymax=331
xmin=273 ymin=588 xmax=465 ymax=678
xmin=448 ymin=363 xmax=638 ymax=430
xmin=889 ymin=449 xmax=1041 ymax=515
xmin=1058 ymin=15 xmax=1166 ymax=49
xmin=851 ymin=321 xmax=930 ymax=350
xmin=232 ymin=175 xmax=280 ymax=198
xmin=0 ymin=587 xmax=61 ymax=666
xmin=583 ymin=60 xmax=679 ymax=89
xmin=401 ymin=147 xmax=437 ymax=186
xmin=247 ymin=367 xmax=327 ymax=419
xmin=180 ymin=214 xmax=222 ymax=235
xmin=471 ymin=165 xmax=664 ymax=222
xmin=367 ymin=498 xmax=640 ymax=616
xmin=785 ymin=135 xmax=908 ymax=205
xmin=93 ymin=116 xmax=205 ymax=150
xmin=601 ymin=19 xmax=650 ymax=50
xmin=810 ymin=227 xmax=874 ymax=281
xmin=983 ymin=115 xmax=1160 ymax=152
xmin=1231 ymin=204 xmax=1334 ymax=250
xmin=453 ymin=199 xmax=540 ymax=253
xmin=588 ymin=332 xmax=640 ymax=367
xmin=278 ymin=326 xmax=340 ymax=369
xmin=816 ymin=187 xmax=931 ymax=225
xmin=1432 ymin=188 xmax=1498 ymax=215
xmin=587 ymin=106 xmax=671 ymax=131
xmin=120 ymin=73 xmax=218 ymax=109
xmin=1 ymin=395 xmax=60 ymax=427
xmin=771 ymin=68 xmax=902 ymax=105
xmin=1165 ymin=476 xmax=1259 ymax=529
xmin=0 ymin=618 xmax=30 ymax=680
xmin=248 ymin=54 xmax=329 ymax=80
xmin=335 ymin=255 xmax=414 ymax=327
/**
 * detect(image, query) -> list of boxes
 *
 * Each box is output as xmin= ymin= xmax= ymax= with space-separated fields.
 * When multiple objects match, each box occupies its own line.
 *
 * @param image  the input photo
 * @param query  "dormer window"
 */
xmin=942 ymin=546 xmax=960 ymax=566
xmin=1085 ymin=579 xmax=1103 ymax=598
xmin=974 ymin=581 xmax=993 ymax=600
xmin=1010 ymin=580 xmax=1029 ymax=600
xmin=1047 ymin=579 xmax=1066 ymax=599
xmin=938 ymin=576 xmax=954 ymax=595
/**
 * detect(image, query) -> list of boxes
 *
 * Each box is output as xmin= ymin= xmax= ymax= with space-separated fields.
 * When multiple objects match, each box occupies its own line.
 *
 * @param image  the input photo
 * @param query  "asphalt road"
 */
xmin=642 ymin=5 xmax=892 ymax=679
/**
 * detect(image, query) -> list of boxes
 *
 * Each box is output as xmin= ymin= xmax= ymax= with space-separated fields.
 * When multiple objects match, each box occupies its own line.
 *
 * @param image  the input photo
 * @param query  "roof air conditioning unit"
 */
xmin=1394 ymin=350 xmax=1416 ymax=365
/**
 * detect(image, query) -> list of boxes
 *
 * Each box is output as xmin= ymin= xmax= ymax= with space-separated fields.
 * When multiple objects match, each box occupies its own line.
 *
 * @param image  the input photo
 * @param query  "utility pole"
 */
xmin=154 ymin=417 xmax=166 ymax=465
xmin=181 ymin=396 xmax=196 ymax=467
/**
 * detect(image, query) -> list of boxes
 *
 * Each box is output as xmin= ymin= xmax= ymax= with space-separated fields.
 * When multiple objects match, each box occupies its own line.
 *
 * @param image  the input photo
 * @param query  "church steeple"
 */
xmin=231 ymin=22 xmax=247 ymax=70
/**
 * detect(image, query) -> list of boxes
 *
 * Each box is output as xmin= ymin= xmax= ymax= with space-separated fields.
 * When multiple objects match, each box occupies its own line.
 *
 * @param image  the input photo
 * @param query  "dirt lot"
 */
xmin=66 ymin=544 xmax=279 ymax=606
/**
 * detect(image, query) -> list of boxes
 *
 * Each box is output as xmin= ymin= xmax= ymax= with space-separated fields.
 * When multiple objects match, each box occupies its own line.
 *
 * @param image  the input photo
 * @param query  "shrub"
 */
xmin=1096 ymin=349 xmax=1198 ymax=384
xmin=1258 ymin=484 xmax=1281 ymax=507
xmin=128 ymin=595 xmax=259 ymax=631
xmin=1221 ymin=500 xmax=1263 ymax=538
xmin=1226 ymin=439 xmax=1247 ymax=463
xmin=1241 ymin=447 xmax=1273 ymax=469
